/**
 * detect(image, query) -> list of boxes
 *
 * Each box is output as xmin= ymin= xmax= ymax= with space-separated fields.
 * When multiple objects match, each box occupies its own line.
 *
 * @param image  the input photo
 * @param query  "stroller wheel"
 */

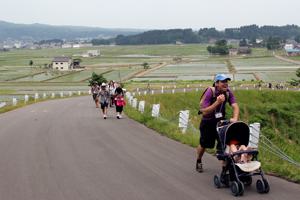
xmin=256 ymin=179 xmax=267 ymax=194
xmin=230 ymin=181 xmax=240 ymax=196
xmin=213 ymin=175 xmax=221 ymax=188
xmin=262 ymin=178 xmax=270 ymax=193
xmin=238 ymin=181 xmax=244 ymax=196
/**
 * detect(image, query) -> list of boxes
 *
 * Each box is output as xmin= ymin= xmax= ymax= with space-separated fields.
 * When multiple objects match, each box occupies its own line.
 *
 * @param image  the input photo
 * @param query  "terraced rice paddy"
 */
xmin=103 ymin=66 xmax=143 ymax=81
xmin=0 ymin=67 xmax=45 ymax=81
xmin=0 ymin=44 xmax=299 ymax=86
xmin=133 ymin=62 xmax=227 ymax=81
xmin=46 ymin=69 xmax=108 ymax=82
xmin=231 ymin=57 xmax=299 ymax=81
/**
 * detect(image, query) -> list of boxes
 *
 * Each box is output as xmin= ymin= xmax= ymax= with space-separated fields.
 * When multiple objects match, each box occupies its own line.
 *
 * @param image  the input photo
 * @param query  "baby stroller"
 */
xmin=213 ymin=121 xmax=270 ymax=196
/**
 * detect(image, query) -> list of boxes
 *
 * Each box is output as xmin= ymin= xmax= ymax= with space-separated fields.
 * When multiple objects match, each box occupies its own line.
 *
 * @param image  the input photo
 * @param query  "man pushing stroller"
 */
xmin=196 ymin=74 xmax=239 ymax=173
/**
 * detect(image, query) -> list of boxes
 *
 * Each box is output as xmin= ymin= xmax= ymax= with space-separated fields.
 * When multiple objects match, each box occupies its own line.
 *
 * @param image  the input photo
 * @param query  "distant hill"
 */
xmin=0 ymin=20 xmax=143 ymax=41
xmin=106 ymin=25 xmax=300 ymax=45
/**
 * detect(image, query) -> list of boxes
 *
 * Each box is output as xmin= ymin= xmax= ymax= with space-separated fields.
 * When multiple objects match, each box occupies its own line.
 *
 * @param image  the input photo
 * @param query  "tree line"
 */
xmin=91 ymin=24 xmax=300 ymax=46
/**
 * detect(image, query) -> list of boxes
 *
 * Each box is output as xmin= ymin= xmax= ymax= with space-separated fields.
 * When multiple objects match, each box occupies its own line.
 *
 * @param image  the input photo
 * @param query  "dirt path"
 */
xmin=134 ymin=62 xmax=169 ymax=77
xmin=274 ymin=55 xmax=300 ymax=65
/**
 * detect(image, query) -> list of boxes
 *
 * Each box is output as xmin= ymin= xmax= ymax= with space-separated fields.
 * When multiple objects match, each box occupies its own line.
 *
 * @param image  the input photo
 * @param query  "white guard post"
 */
xmin=43 ymin=93 xmax=47 ymax=99
xmin=0 ymin=102 xmax=6 ymax=108
xmin=34 ymin=93 xmax=39 ymax=101
xmin=249 ymin=123 xmax=260 ymax=149
xmin=138 ymin=101 xmax=145 ymax=113
xmin=78 ymin=91 xmax=81 ymax=95
xmin=161 ymin=86 xmax=164 ymax=94
xmin=126 ymin=92 xmax=131 ymax=99
xmin=132 ymin=92 xmax=136 ymax=96
xmin=88 ymin=90 xmax=91 ymax=95
xmin=60 ymin=92 xmax=64 ymax=98
xmin=69 ymin=91 xmax=72 ymax=96
xmin=151 ymin=90 xmax=154 ymax=95
xmin=132 ymin=98 xmax=137 ymax=108
xmin=183 ymin=88 xmax=186 ymax=93
xmin=179 ymin=110 xmax=189 ymax=133
xmin=151 ymin=104 xmax=160 ymax=117
xmin=128 ymin=96 xmax=133 ymax=106
xmin=172 ymin=89 xmax=175 ymax=94
xmin=144 ymin=91 xmax=147 ymax=95
xmin=196 ymin=88 xmax=199 ymax=92
xmin=12 ymin=97 xmax=17 ymax=106
xmin=51 ymin=93 xmax=55 ymax=98
xmin=24 ymin=95 xmax=29 ymax=103
xmin=138 ymin=92 xmax=141 ymax=96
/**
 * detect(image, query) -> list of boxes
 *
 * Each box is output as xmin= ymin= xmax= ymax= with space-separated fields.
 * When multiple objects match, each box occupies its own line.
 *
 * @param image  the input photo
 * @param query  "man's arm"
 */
xmin=230 ymin=103 xmax=239 ymax=122
xmin=201 ymin=94 xmax=225 ymax=116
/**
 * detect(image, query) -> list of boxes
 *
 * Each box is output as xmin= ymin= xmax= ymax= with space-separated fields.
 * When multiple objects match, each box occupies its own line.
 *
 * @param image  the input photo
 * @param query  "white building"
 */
xmin=284 ymin=44 xmax=294 ymax=50
xmin=87 ymin=50 xmax=100 ymax=57
xmin=62 ymin=44 xmax=72 ymax=48
xmin=52 ymin=57 xmax=72 ymax=71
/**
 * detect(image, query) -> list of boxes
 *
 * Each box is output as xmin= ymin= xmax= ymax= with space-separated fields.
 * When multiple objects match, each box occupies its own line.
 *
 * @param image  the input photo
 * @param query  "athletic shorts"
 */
xmin=199 ymin=119 xmax=220 ymax=149
xmin=92 ymin=94 xmax=98 ymax=101
xmin=100 ymin=102 xmax=108 ymax=109
xmin=116 ymin=106 xmax=123 ymax=113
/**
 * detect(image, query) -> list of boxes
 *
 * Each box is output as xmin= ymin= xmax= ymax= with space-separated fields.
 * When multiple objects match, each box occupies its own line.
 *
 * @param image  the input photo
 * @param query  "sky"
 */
xmin=0 ymin=0 xmax=299 ymax=30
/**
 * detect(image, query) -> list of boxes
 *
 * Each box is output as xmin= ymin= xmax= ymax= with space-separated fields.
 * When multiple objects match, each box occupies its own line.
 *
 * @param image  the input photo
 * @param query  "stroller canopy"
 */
xmin=218 ymin=121 xmax=250 ymax=147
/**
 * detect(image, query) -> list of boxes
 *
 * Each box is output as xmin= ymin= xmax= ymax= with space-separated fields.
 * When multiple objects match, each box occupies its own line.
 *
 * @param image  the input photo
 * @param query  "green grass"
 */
xmin=0 ymin=89 xmax=15 ymax=94
xmin=125 ymin=90 xmax=300 ymax=183
xmin=288 ymin=56 xmax=300 ymax=61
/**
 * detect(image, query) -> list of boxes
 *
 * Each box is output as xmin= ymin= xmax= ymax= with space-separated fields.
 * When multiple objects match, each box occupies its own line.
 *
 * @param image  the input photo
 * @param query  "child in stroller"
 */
xmin=229 ymin=139 xmax=252 ymax=163
xmin=213 ymin=121 xmax=270 ymax=196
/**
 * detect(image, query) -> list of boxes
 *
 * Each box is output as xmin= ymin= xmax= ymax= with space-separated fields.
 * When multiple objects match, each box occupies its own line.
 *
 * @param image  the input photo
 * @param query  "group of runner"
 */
xmin=91 ymin=80 xmax=126 ymax=119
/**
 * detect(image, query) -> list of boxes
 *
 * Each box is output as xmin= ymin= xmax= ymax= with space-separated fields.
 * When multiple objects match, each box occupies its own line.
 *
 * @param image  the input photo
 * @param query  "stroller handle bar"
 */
xmin=231 ymin=149 xmax=259 ymax=157
xmin=217 ymin=120 xmax=230 ymax=127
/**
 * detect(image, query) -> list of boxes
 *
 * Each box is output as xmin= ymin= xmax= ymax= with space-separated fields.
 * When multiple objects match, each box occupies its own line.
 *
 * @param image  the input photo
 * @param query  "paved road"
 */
xmin=0 ymin=96 xmax=299 ymax=200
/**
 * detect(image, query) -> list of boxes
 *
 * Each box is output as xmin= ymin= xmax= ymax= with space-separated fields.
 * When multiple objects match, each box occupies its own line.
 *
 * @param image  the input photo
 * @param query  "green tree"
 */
xmin=142 ymin=62 xmax=150 ymax=69
xmin=290 ymin=68 xmax=300 ymax=86
xmin=88 ymin=72 xmax=107 ymax=86
xmin=215 ymin=39 xmax=227 ymax=46
xmin=29 ymin=60 xmax=33 ymax=66
xmin=266 ymin=37 xmax=282 ymax=50
xmin=295 ymin=35 xmax=300 ymax=43
xmin=239 ymin=38 xmax=248 ymax=47
xmin=296 ymin=68 xmax=300 ymax=78
xmin=207 ymin=39 xmax=229 ymax=55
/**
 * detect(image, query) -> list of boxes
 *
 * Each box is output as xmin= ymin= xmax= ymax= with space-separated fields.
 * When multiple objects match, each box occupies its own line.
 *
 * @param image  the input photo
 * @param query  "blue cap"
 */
xmin=214 ymin=74 xmax=231 ymax=82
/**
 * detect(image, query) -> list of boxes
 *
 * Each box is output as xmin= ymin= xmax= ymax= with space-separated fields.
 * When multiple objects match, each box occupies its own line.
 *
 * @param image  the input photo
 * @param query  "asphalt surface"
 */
xmin=0 ymin=96 xmax=299 ymax=200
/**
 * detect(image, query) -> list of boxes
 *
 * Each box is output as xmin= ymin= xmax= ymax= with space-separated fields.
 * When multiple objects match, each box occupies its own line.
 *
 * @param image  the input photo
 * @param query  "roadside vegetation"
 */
xmin=124 ymin=90 xmax=300 ymax=183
